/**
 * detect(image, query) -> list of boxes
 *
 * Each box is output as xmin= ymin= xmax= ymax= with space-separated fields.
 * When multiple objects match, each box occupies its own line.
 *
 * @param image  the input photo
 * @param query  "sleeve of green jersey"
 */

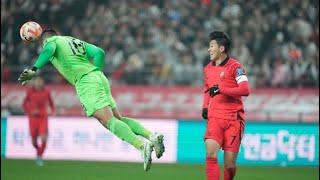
xmin=85 ymin=43 xmax=106 ymax=71
xmin=34 ymin=42 xmax=56 ymax=69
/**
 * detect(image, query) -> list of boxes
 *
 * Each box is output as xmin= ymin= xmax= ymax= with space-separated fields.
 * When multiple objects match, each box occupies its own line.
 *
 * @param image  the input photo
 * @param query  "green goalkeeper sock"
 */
xmin=121 ymin=117 xmax=152 ymax=140
xmin=106 ymin=117 xmax=144 ymax=150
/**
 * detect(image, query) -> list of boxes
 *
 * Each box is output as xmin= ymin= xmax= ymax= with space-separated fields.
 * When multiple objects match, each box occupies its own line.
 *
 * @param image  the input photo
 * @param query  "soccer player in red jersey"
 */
xmin=23 ymin=76 xmax=55 ymax=166
xmin=202 ymin=31 xmax=250 ymax=180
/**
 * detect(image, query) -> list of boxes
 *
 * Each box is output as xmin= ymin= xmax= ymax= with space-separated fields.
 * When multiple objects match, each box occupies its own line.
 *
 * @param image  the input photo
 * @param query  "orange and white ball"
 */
xmin=20 ymin=21 xmax=43 ymax=42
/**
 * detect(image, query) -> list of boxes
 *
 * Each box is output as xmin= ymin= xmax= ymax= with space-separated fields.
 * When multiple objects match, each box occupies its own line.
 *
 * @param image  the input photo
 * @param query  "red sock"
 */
xmin=224 ymin=167 xmax=236 ymax=180
xmin=206 ymin=157 xmax=220 ymax=180
xmin=37 ymin=141 xmax=47 ymax=157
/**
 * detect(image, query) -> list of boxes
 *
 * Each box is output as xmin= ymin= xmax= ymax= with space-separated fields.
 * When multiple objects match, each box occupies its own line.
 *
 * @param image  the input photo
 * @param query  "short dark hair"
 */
xmin=41 ymin=28 xmax=58 ymax=37
xmin=209 ymin=31 xmax=231 ymax=53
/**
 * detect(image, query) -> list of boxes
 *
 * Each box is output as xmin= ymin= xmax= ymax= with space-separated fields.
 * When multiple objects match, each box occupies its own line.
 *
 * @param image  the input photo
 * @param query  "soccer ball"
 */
xmin=19 ymin=21 xmax=43 ymax=42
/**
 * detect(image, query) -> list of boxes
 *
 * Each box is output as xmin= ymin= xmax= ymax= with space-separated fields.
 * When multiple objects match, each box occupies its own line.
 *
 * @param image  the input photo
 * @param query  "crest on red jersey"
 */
xmin=220 ymin=71 xmax=225 ymax=80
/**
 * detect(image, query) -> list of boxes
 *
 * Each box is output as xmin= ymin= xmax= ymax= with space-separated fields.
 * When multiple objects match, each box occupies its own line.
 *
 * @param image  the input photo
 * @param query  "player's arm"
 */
xmin=220 ymin=67 xmax=250 ymax=96
xmin=33 ymin=42 xmax=56 ymax=70
xmin=47 ymin=90 xmax=55 ymax=115
xmin=220 ymin=81 xmax=250 ymax=96
xmin=22 ymin=90 xmax=31 ymax=114
xmin=202 ymin=69 xmax=210 ymax=119
xmin=18 ymin=42 xmax=56 ymax=85
xmin=85 ymin=43 xmax=106 ymax=71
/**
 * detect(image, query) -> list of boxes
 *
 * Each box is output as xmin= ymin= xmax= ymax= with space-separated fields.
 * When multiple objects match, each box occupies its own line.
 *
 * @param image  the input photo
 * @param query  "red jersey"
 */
xmin=23 ymin=87 xmax=55 ymax=118
xmin=202 ymin=57 xmax=249 ymax=119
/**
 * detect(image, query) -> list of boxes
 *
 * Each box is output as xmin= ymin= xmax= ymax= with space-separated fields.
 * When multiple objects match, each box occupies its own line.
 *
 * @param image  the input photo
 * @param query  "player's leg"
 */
xmin=205 ymin=139 xmax=221 ymax=180
xmin=28 ymin=118 xmax=39 ymax=153
xmin=112 ymin=108 xmax=152 ymax=139
xmin=76 ymin=72 xmax=146 ymax=149
xmin=204 ymin=117 xmax=224 ymax=180
xmin=223 ymin=151 xmax=238 ymax=180
xmin=38 ymin=134 xmax=47 ymax=156
xmin=113 ymin=108 xmax=165 ymax=158
xmin=100 ymin=71 xmax=156 ymax=169
xmin=93 ymin=107 xmax=144 ymax=150
xmin=93 ymin=106 xmax=153 ymax=171
xmin=76 ymin=71 xmax=153 ymax=171
xmin=222 ymin=119 xmax=244 ymax=180
xmin=29 ymin=118 xmax=43 ymax=166
xmin=37 ymin=117 xmax=49 ymax=166
xmin=35 ymin=133 xmax=47 ymax=166
xmin=31 ymin=136 xmax=38 ymax=149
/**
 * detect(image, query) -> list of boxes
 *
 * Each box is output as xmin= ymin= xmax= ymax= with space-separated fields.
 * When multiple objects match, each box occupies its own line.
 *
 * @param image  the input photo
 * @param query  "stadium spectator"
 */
xmin=1 ymin=0 xmax=319 ymax=87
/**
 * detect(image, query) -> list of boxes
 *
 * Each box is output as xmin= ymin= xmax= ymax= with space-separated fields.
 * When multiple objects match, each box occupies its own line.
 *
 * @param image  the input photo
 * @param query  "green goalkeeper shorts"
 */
xmin=75 ymin=70 xmax=117 ymax=117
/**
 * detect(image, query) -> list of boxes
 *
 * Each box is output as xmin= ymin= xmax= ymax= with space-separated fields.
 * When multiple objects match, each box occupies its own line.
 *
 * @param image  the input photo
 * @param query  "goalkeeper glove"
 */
xmin=18 ymin=68 xmax=37 ymax=85
xmin=206 ymin=85 xmax=220 ymax=97
xmin=202 ymin=108 xmax=208 ymax=119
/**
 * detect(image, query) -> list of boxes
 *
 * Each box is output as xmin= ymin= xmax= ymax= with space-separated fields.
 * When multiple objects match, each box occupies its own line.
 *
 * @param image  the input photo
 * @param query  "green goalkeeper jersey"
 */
xmin=33 ymin=36 xmax=105 ymax=85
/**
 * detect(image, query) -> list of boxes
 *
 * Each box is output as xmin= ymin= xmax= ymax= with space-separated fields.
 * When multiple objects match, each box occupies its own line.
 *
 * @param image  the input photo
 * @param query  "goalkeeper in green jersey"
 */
xmin=18 ymin=28 xmax=165 ymax=171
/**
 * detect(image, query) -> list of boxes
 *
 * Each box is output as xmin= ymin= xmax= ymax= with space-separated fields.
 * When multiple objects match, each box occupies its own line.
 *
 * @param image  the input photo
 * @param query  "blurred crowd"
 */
xmin=1 ymin=0 xmax=319 ymax=87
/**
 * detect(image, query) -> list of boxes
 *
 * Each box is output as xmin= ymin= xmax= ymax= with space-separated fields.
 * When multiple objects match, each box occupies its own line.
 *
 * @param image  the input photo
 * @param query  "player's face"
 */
xmin=33 ymin=77 xmax=44 ymax=90
xmin=208 ymin=40 xmax=221 ymax=61
xmin=208 ymin=40 xmax=224 ymax=61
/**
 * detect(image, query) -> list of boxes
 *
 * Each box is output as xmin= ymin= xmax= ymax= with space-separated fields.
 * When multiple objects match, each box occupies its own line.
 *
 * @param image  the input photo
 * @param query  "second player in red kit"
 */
xmin=202 ymin=31 xmax=250 ymax=180
xmin=23 ymin=76 xmax=55 ymax=166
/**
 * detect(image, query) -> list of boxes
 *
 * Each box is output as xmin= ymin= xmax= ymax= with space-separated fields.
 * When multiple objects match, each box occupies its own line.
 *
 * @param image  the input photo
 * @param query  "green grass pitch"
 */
xmin=1 ymin=159 xmax=318 ymax=180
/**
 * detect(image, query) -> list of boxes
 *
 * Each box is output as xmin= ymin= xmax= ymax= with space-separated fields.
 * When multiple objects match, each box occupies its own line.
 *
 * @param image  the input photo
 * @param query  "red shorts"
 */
xmin=28 ymin=117 xmax=48 ymax=138
xmin=204 ymin=111 xmax=245 ymax=153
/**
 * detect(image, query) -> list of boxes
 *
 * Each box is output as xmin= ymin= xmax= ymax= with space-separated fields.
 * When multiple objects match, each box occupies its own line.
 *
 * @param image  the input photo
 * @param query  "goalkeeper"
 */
xmin=18 ymin=28 xmax=165 ymax=171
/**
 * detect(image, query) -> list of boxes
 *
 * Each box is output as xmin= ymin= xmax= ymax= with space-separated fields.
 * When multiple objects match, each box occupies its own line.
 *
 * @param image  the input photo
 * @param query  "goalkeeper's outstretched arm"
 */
xmin=18 ymin=42 xmax=56 ymax=85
